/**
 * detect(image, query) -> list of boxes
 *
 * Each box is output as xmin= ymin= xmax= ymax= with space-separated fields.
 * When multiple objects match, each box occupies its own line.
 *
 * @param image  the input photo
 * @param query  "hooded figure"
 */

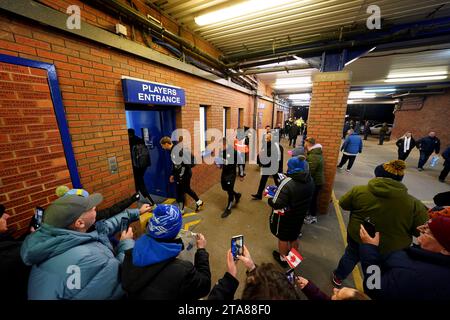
xmin=121 ymin=204 xmax=211 ymax=300
xmin=268 ymin=157 xmax=314 ymax=268
xmin=332 ymin=160 xmax=429 ymax=286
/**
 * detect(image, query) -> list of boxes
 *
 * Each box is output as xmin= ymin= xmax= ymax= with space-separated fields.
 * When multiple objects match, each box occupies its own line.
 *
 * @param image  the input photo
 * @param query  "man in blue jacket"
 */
xmin=359 ymin=215 xmax=450 ymax=300
xmin=21 ymin=190 xmax=145 ymax=300
xmin=416 ymin=131 xmax=440 ymax=171
xmin=337 ymin=129 xmax=363 ymax=172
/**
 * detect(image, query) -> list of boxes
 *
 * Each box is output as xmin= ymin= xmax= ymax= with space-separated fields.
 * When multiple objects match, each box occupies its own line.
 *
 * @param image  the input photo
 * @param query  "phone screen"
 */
xmin=34 ymin=207 xmax=44 ymax=229
xmin=120 ymin=217 xmax=129 ymax=233
xmin=363 ymin=218 xmax=376 ymax=238
xmin=286 ymin=268 xmax=295 ymax=285
xmin=231 ymin=235 xmax=244 ymax=261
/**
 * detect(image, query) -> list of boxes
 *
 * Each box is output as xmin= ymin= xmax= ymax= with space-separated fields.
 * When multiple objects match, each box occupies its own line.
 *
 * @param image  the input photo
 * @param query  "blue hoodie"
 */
xmin=341 ymin=132 xmax=363 ymax=155
xmin=20 ymin=209 xmax=139 ymax=300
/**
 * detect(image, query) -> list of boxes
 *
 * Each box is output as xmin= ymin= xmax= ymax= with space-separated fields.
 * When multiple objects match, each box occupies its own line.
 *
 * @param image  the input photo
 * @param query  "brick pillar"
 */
xmin=307 ymin=71 xmax=351 ymax=214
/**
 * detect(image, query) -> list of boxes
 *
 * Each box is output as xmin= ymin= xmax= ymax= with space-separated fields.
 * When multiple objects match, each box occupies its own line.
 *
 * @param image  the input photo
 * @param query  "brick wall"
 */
xmin=391 ymin=91 xmax=450 ymax=149
xmin=0 ymin=12 xmax=253 ymax=229
xmin=308 ymin=72 xmax=351 ymax=214
xmin=0 ymin=61 xmax=73 ymax=233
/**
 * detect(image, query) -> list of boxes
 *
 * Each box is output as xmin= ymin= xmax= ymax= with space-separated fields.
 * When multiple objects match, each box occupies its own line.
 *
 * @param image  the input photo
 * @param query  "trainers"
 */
xmin=418 ymin=168 xmax=424 ymax=171
xmin=221 ymin=208 xmax=232 ymax=218
xmin=195 ymin=200 xmax=204 ymax=212
xmin=304 ymin=216 xmax=317 ymax=224
xmin=439 ymin=179 xmax=445 ymax=183
xmin=251 ymin=194 xmax=262 ymax=200
xmin=272 ymin=250 xmax=289 ymax=268
xmin=235 ymin=193 xmax=242 ymax=204
xmin=332 ymin=272 xmax=343 ymax=287
xmin=345 ymin=169 xmax=351 ymax=173
xmin=298 ymin=232 xmax=303 ymax=239
xmin=337 ymin=166 xmax=343 ymax=171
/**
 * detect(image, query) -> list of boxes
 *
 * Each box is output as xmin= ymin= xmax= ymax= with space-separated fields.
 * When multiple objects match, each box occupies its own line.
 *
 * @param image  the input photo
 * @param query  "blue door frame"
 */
xmin=0 ymin=54 xmax=81 ymax=188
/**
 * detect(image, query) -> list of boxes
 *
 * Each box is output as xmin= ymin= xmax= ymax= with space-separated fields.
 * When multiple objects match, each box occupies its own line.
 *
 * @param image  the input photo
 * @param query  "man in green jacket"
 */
xmin=303 ymin=137 xmax=325 ymax=224
xmin=332 ymin=160 xmax=428 ymax=287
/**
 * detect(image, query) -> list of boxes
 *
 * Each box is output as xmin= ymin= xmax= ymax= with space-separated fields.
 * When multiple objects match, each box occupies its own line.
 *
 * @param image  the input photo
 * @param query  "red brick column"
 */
xmin=307 ymin=71 xmax=351 ymax=214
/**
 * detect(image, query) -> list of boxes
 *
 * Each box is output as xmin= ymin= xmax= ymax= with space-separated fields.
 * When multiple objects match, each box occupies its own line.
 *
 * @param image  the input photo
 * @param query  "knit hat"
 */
xmin=288 ymin=147 xmax=306 ymax=159
xmin=374 ymin=160 xmax=406 ymax=181
xmin=428 ymin=216 xmax=450 ymax=252
xmin=44 ymin=192 xmax=103 ymax=228
xmin=287 ymin=157 xmax=309 ymax=174
xmin=147 ymin=204 xmax=182 ymax=240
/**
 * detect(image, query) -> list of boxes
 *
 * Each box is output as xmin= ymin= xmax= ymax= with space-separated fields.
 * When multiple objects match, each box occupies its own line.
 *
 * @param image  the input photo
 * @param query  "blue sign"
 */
xmin=122 ymin=78 xmax=185 ymax=106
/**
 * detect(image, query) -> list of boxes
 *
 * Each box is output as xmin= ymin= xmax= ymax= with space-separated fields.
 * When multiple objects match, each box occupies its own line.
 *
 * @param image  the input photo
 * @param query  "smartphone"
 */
xmin=286 ymin=268 xmax=295 ymax=285
xmin=33 ymin=207 xmax=44 ymax=229
xmin=363 ymin=217 xmax=376 ymax=238
xmin=231 ymin=235 xmax=244 ymax=261
xmin=120 ymin=217 xmax=130 ymax=233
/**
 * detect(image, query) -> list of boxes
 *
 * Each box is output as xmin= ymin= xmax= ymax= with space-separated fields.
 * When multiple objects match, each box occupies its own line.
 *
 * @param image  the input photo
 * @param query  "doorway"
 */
xmin=126 ymin=107 xmax=176 ymax=198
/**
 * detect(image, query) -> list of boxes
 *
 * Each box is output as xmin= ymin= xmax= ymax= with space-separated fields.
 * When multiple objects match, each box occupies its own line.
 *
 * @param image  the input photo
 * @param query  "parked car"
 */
xmin=370 ymin=123 xmax=393 ymax=135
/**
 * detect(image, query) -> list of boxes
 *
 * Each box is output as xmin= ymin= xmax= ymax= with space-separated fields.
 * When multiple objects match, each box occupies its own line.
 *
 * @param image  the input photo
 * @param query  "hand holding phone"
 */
xmin=120 ymin=217 xmax=129 ymax=234
xmin=286 ymin=268 xmax=295 ymax=285
xmin=362 ymin=217 xmax=376 ymax=238
xmin=33 ymin=207 xmax=44 ymax=230
xmin=231 ymin=235 xmax=244 ymax=261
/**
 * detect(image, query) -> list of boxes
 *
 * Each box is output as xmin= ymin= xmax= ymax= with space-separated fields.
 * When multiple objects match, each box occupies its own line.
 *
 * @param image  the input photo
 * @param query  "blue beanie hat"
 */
xmin=287 ymin=157 xmax=309 ymax=174
xmin=147 ymin=204 xmax=182 ymax=240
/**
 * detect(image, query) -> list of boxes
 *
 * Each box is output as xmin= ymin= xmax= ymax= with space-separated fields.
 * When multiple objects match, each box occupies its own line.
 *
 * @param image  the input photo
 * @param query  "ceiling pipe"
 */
xmin=234 ymin=64 xmax=312 ymax=76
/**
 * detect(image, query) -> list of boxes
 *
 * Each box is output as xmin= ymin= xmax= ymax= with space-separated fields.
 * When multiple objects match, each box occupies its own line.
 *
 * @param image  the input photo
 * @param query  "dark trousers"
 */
xmin=379 ymin=134 xmax=386 ymax=145
xmin=418 ymin=151 xmax=432 ymax=169
xmin=309 ymin=185 xmax=322 ymax=217
xmin=439 ymin=164 xmax=450 ymax=181
xmin=256 ymin=173 xmax=281 ymax=197
xmin=133 ymin=167 xmax=150 ymax=198
xmin=222 ymin=178 xmax=239 ymax=210
xmin=334 ymin=236 xmax=360 ymax=280
xmin=398 ymin=150 xmax=411 ymax=161
xmin=289 ymin=137 xmax=297 ymax=147
xmin=175 ymin=174 xmax=199 ymax=207
xmin=338 ymin=154 xmax=357 ymax=170
xmin=363 ymin=132 xmax=369 ymax=140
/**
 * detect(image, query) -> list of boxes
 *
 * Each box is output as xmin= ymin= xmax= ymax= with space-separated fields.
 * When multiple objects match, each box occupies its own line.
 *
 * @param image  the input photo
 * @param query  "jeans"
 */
xmin=334 ymin=236 xmax=360 ymax=280
xmin=418 ymin=151 xmax=432 ymax=169
xmin=338 ymin=154 xmax=357 ymax=170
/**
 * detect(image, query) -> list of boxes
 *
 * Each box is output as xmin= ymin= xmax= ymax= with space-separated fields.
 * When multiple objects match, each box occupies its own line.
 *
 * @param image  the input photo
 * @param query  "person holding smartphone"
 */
xmin=332 ymin=160 xmax=429 ymax=287
xmin=121 ymin=204 xmax=211 ymax=300
xmin=208 ymin=245 xmax=301 ymax=300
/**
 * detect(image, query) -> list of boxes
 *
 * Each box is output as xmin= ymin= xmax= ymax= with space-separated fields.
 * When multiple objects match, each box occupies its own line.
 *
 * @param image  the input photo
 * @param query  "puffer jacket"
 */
xmin=306 ymin=145 xmax=324 ymax=186
xmin=20 ymin=209 xmax=139 ymax=300
xmin=341 ymin=132 xmax=363 ymax=155
xmin=340 ymin=178 xmax=428 ymax=255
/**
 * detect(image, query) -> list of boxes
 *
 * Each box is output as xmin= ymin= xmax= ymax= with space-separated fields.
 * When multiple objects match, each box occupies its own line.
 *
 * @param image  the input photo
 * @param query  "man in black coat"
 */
xmin=288 ymin=123 xmax=300 ymax=147
xmin=268 ymin=157 xmax=314 ymax=268
xmin=252 ymin=132 xmax=284 ymax=200
xmin=416 ymin=131 xmax=441 ymax=171
xmin=121 ymin=204 xmax=211 ymax=300
xmin=439 ymin=146 xmax=450 ymax=182
xmin=395 ymin=131 xmax=416 ymax=161
xmin=214 ymin=138 xmax=245 ymax=218
xmin=359 ymin=215 xmax=450 ymax=300
xmin=0 ymin=204 xmax=32 ymax=300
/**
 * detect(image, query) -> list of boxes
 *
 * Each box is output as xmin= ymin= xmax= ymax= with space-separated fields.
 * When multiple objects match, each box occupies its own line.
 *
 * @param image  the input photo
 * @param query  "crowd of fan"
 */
xmin=1 ymin=133 xmax=449 ymax=301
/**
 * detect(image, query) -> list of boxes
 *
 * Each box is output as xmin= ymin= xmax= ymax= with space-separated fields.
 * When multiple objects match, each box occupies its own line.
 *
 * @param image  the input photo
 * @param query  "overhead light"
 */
xmin=364 ymin=88 xmax=396 ymax=93
xmin=385 ymin=75 xmax=448 ymax=83
xmin=195 ymin=0 xmax=301 ymax=26
xmin=348 ymin=91 xmax=376 ymax=99
xmin=347 ymin=99 xmax=362 ymax=104
xmin=387 ymin=71 xmax=447 ymax=78
xmin=275 ymin=77 xmax=311 ymax=85
xmin=289 ymin=93 xmax=311 ymax=100
xmin=344 ymin=47 xmax=376 ymax=66
xmin=273 ymin=84 xmax=313 ymax=89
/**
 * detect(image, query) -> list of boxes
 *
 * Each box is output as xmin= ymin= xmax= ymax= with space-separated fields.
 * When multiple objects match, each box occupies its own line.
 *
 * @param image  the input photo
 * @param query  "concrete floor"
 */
xmin=188 ymin=135 xmax=449 ymax=299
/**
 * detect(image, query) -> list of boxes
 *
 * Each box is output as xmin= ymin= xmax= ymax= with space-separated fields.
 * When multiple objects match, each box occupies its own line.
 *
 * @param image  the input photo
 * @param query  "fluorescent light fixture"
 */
xmin=387 ymin=71 xmax=447 ymax=78
xmin=195 ymin=0 xmax=299 ymax=26
xmin=385 ymin=75 xmax=448 ymax=83
xmin=344 ymin=46 xmax=376 ymax=66
xmin=273 ymin=83 xmax=313 ymax=89
xmin=289 ymin=94 xmax=311 ymax=100
xmin=348 ymin=91 xmax=376 ymax=99
xmin=347 ymin=99 xmax=362 ymax=104
xmin=364 ymin=88 xmax=396 ymax=93
xmin=275 ymin=77 xmax=311 ymax=85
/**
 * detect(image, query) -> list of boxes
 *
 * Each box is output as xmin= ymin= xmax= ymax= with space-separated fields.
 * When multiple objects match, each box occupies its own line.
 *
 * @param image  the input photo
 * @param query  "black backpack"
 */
xmin=132 ymin=143 xmax=150 ymax=169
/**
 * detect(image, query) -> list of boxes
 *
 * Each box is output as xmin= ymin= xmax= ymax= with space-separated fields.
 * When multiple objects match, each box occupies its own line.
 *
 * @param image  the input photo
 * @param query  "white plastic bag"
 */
xmin=430 ymin=155 xmax=440 ymax=167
